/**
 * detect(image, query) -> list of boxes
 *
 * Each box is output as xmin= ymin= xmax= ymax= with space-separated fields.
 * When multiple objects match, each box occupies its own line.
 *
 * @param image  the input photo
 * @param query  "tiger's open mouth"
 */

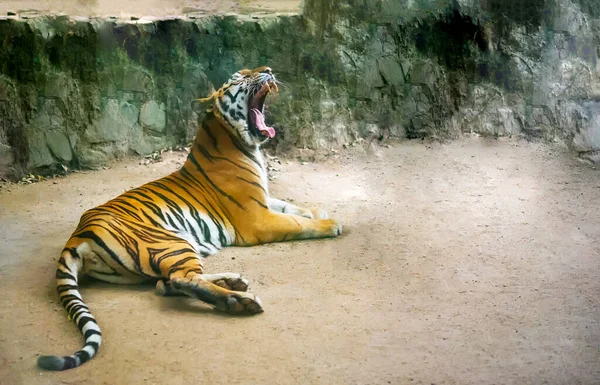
xmin=248 ymin=81 xmax=278 ymax=139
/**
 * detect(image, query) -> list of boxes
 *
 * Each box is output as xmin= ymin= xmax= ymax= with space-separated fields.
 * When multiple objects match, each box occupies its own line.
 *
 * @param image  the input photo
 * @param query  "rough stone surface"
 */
xmin=572 ymin=101 xmax=600 ymax=152
xmin=0 ymin=142 xmax=12 ymax=166
xmin=45 ymin=131 xmax=73 ymax=162
xmin=377 ymin=57 xmax=405 ymax=87
xmin=27 ymin=132 xmax=54 ymax=169
xmin=140 ymin=101 xmax=167 ymax=134
xmin=0 ymin=0 xmax=599 ymax=177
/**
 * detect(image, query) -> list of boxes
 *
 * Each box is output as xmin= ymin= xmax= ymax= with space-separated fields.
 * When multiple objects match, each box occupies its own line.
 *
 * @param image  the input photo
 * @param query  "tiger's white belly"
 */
xmin=164 ymin=209 xmax=233 ymax=256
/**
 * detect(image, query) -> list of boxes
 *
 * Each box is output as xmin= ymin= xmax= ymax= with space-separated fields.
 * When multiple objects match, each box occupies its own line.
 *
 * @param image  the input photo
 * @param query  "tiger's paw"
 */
xmin=215 ymin=293 xmax=264 ymax=315
xmin=317 ymin=218 xmax=342 ymax=237
xmin=156 ymin=280 xmax=184 ymax=296
xmin=213 ymin=276 xmax=249 ymax=292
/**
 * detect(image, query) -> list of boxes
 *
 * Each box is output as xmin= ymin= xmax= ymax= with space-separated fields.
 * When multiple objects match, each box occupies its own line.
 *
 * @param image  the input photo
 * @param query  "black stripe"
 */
xmin=108 ymin=202 xmax=143 ymax=221
xmin=87 ymin=341 xmax=100 ymax=351
xmin=63 ymin=356 xmax=77 ymax=370
xmin=196 ymin=144 xmax=215 ymax=163
xmin=141 ymin=210 xmax=163 ymax=227
xmin=127 ymin=192 xmax=168 ymax=222
xmin=163 ymin=212 xmax=178 ymax=229
xmin=57 ymin=256 xmax=71 ymax=272
xmin=187 ymin=152 xmax=247 ymax=211
xmin=69 ymin=304 xmax=89 ymax=314
xmin=218 ymin=98 xmax=231 ymax=118
xmin=148 ymin=247 xmax=168 ymax=275
xmin=75 ymin=231 xmax=132 ymax=273
xmin=76 ymin=316 xmax=96 ymax=331
xmin=214 ymin=103 xmax=240 ymax=135
xmin=60 ymin=294 xmax=81 ymax=306
xmin=69 ymin=248 xmax=80 ymax=260
xmin=236 ymin=176 xmax=266 ymax=193
xmin=155 ymin=183 xmax=216 ymax=248
xmin=56 ymin=269 xmax=76 ymax=281
xmin=71 ymin=308 xmax=90 ymax=320
xmin=167 ymin=256 xmax=198 ymax=271
xmin=181 ymin=166 xmax=237 ymax=221
xmin=65 ymin=301 xmax=83 ymax=314
xmin=84 ymin=329 xmax=102 ymax=339
xmin=224 ymin=87 xmax=243 ymax=102
xmin=113 ymin=198 xmax=139 ymax=210
xmin=146 ymin=186 xmax=193 ymax=235
xmin=104 ymin=221 xmax=152 ymax=277
xmin=222 ymin=126 xmax=264 ymax=170
xmin=174 ymin=170 xmax=231 ymax=228
xmin=74 ymin=350 xmax=91 ymax=364
xmin=57 ymin=284 xmax=78 ymax=293
xmin=155 ymin=248 xmax=197 ymax=269
xmin=201 ymin=118 xmax=219 ymax=151
xmin=196 ymin=144 xmax=260 ymax=177
xmin=114 ymin=218 xmax=180 ymax=243
xmin=250 ymin=196 xmax=269 ymax=209
xmin=171 ymin=169 xmax=234 ymax=247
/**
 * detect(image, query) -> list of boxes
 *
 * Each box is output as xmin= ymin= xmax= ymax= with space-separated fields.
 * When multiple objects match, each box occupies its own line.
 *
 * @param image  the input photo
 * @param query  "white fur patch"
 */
xmin=85 ymin=334 xmax=102 ymax=344
xmin=82 ymin=320 xmax=101 ymax=334
xmin=82 ymin=345 xmax=96 ymax=356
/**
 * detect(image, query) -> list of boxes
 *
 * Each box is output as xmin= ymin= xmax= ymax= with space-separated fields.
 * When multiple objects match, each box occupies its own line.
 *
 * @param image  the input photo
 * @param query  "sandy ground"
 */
xmin=0 ymin=0 xmax=301 ymax=17
xmin=0 ymin=137 xmax=599 ymax=385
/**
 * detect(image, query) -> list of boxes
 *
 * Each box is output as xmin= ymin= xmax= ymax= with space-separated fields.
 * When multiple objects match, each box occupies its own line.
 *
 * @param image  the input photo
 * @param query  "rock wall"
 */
xmin=302 ymin=0 xmax=600 ymax=154
xmin=0 ymin=0 xmax=599 ymax=177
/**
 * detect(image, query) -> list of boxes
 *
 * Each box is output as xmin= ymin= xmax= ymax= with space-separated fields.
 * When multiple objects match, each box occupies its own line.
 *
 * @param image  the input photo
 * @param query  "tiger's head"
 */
xmin=202 ymin=66 xmax=279 ymax=147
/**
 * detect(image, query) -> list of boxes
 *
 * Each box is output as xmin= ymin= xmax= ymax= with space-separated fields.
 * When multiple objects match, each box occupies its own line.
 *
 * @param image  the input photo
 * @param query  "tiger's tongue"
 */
xmin=249 ymin=108 xmax=275 ymax=138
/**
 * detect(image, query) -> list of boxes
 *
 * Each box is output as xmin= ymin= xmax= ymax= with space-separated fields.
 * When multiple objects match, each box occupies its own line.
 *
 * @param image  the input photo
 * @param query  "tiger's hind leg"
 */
xmin=159 ymin=256 xmax=262 ymax=314
xmin=201 ymin=273 xmax=250 ymax=291
xmin=170 ymin=275 xmax=262 ymax=314
xmin=155 ymin=273 xmax=249 ymax=296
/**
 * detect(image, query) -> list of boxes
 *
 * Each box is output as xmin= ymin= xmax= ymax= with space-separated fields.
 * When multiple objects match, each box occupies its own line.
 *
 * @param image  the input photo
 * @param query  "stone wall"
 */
xmin=302 ymin=0 xmax=600 ymax=153
xmin=0 ymin=0 xmax=599 ymax=178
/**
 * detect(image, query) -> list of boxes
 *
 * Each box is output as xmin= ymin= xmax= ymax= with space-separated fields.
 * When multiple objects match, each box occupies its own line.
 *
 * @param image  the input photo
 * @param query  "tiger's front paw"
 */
xmin=318 ymin=218 xmax=342 ymax=237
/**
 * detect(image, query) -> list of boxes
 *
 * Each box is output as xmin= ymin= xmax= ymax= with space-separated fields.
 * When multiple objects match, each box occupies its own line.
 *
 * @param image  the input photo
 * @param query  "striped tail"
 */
xmin=37 ymin=248 xmax=102 ymax=371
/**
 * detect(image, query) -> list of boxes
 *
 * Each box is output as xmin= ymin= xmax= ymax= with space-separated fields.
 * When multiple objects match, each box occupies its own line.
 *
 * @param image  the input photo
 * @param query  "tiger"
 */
xmin=37 ymin=66 xmax=342 ymax=371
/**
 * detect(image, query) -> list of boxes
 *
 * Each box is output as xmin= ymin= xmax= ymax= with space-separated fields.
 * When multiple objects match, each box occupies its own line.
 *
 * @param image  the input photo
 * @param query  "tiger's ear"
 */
xmin=196 ymin=82 xmax=217 ymax=104
xmin=197 ymin=93 xmax=216 ymax=104
xmin=191 ymin=83 xmax=218 ymax=112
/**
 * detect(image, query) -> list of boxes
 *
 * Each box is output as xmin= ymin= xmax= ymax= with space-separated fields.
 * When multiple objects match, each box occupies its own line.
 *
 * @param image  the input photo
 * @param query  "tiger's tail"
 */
xmin=37 ymin=247 xmax=102 ymax=371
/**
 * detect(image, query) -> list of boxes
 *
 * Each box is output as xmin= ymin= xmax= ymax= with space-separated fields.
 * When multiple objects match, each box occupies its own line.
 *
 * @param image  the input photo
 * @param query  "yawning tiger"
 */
xmin=38 ymin=66 xmax=342 ymax=371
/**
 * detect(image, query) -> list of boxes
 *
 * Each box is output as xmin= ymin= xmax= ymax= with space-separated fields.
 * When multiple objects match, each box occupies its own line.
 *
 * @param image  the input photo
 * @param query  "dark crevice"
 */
xmin=415 ymin=10 xmax=489 ymax=72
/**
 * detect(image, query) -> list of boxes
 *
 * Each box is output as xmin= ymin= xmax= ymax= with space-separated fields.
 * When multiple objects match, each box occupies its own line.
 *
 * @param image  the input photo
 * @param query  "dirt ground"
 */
xmin=0 ymin=137 xmax=599 ymax=385
xmin=0 ymin=0 xmax=301 ymax=17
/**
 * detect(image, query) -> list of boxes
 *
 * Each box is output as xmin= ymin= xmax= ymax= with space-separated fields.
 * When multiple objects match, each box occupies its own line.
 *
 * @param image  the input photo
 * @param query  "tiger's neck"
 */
xmin=181 ymin=112 xmax=268 ymax=190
